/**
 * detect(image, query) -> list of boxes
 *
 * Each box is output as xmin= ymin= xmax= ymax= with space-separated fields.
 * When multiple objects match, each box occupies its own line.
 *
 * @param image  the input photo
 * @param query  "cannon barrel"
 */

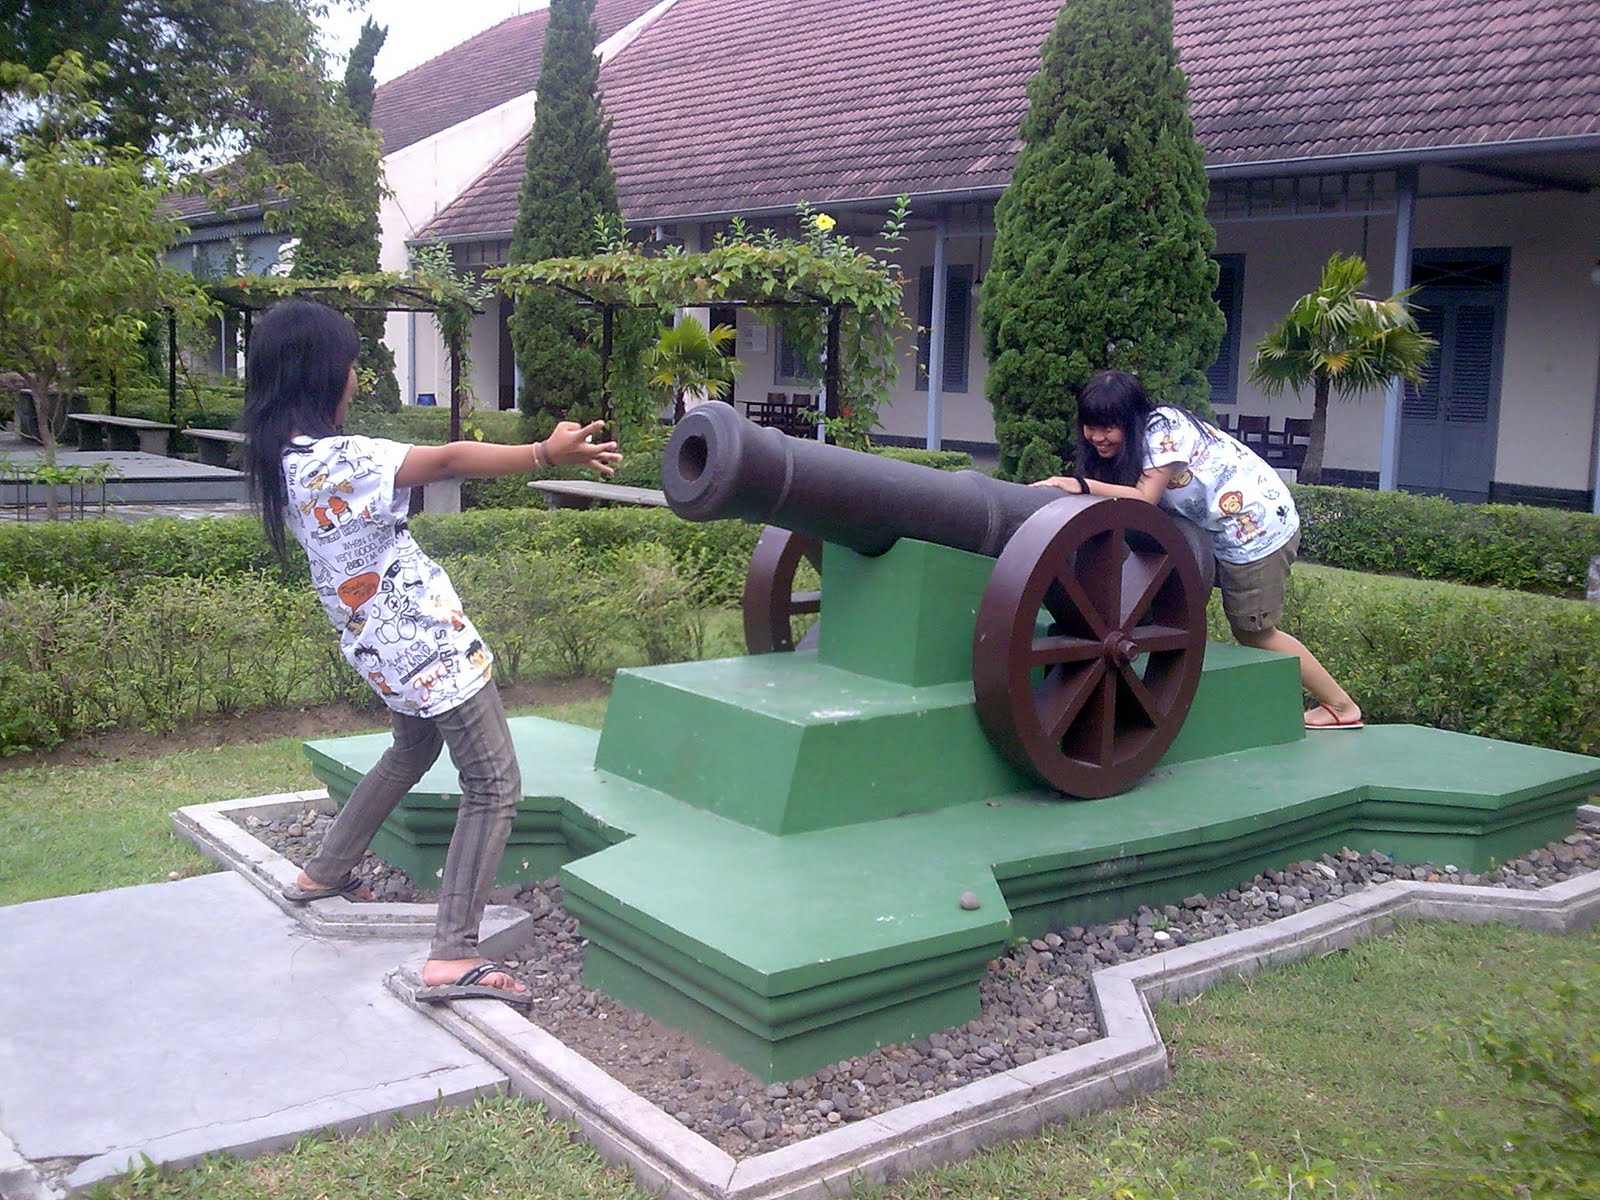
xmin=662 ymin=402 xmax=1063 ymax=558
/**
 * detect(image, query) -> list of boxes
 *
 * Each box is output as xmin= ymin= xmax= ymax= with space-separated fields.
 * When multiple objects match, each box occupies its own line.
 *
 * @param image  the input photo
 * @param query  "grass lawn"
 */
xmin=0 ymin=695 xmax=607 ymax=907
xmin=90 ymin=921 xmax=1598 ymax=1200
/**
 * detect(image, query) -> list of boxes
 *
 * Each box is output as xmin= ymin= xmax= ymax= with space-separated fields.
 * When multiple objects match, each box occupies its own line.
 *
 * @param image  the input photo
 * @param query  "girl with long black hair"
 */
xmin=242 ymin=299 xmax=621 ymax=1004
xmin=1033 ymin=370 xmax=1361 ymax=730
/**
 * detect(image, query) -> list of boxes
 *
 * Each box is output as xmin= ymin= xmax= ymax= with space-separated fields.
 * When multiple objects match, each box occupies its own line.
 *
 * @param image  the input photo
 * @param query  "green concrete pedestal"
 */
xmin=303 ymin=538 xmax=1600 ymax=1081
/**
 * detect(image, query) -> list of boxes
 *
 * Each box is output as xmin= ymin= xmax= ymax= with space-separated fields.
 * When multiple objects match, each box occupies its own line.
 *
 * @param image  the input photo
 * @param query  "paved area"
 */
xmin=0 ymin=872 xmax=506 ymax=1196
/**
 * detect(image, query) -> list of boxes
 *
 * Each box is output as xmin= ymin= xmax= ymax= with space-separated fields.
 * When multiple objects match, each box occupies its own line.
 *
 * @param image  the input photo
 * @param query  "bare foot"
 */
xmin=421 ymin=957 xmax=528 ymax=995
xmin=1304 ymin=702 xmax=1363 ymax=729
xmin=295 ymin=870 xmax=374 ymax=901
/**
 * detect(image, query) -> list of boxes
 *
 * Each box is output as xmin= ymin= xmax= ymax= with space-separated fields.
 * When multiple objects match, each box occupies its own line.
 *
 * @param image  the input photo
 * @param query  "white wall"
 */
xmin=1215 ymin=189 xmax=1600 ymax=493
xmin=378 ymin=92 xmax=540 ymax=405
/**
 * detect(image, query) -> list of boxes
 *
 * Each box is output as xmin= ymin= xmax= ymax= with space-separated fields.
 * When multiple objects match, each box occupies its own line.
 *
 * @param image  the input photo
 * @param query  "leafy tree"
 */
xmin=342 ymin=18 xmax=385 ymax=125
xmin=1249 ymin=252 xmax=1435 ymax=485
xmin=0 ymin=56 xmax=209 ymax=501
xmin=978 ymin=0 xmax=1223 ymax=480
xmin=283 ymin=16 xmax=398 ymax=411
xmin=0 ymin=0 xmax=339 ymax=164
xmin=648 ymin=316 xmax=738 ymax=422
xmin=507 ymin=0 xmax=621 ymax=429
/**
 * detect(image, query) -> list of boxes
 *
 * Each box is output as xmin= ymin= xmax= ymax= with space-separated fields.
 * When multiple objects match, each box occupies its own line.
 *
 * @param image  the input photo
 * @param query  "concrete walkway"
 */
xmin=0 ymin=872 xmax=506 ymax=1198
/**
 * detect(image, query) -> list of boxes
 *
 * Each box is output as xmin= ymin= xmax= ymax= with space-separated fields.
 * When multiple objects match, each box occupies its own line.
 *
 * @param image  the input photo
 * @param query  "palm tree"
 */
xmin=648 ymin=315 xmax=738 ymax=423
xmin=1249 ymin=253 xmax=1436 ymax=485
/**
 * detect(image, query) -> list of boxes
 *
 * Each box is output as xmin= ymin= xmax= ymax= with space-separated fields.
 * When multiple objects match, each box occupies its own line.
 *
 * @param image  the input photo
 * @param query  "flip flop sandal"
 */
xmin=281 ymin=875 xmax=366 ymax=904
xmin=1305 ymin=703 xmax=1364 ymax=731
xmin=415 ymin=962 xmax=534 ymax=1009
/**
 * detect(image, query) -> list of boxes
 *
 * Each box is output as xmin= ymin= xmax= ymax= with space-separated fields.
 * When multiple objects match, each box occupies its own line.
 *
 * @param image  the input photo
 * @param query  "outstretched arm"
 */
xmin=394 ymin=420 xmax=621 ymax=487
xmin=1029 ymin=463 xmax=1177 ymax=504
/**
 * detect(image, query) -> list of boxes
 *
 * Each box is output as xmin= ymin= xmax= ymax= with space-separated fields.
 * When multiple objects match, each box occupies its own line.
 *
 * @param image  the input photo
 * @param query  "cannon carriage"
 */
xmin=663 ymin=402 xmax=1216 ymax=799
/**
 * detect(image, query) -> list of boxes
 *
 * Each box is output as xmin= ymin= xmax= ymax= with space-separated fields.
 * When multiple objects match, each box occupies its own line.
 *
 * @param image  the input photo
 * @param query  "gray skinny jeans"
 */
xmin=305 ymin=680 xmax=521 ymax=961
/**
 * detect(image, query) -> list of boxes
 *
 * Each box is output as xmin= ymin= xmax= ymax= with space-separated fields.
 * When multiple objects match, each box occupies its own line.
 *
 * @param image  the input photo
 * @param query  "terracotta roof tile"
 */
xmin=372 ymin=0 xmax=661 ymax=155
xmin=421 ymin=0 xmax=1600 ymax=239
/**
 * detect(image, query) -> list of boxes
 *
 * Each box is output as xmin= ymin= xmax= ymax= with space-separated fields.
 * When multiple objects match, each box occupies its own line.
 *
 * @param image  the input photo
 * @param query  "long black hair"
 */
xmin=1075 ymin=370 xmax=1213 ymax=486
xmin=241 ymin=300 xmax=360 ymax=561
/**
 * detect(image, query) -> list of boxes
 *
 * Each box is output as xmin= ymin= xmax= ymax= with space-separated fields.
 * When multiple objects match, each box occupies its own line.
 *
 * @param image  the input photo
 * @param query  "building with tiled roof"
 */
xmin=198 ymin=0 xmax=1600 ymax=508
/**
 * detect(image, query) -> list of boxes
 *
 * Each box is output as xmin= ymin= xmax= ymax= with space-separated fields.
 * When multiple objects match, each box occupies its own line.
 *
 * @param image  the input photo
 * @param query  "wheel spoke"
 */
xmin=1112 ymin=661 xmax=1163 ymax=728
xmin=1037 ymin=661 xmax=1103 ymax=743
xmin=1028 ymin=633 xmax=1102 ymax=667
xmin=1043 ymin=567 xmax=1111 ymax=640
xmin=1120 ymin=552 xmax=1173 ymax=626
xmin=1058 ymin=669 xmax=1117 ymax=766
xmin=1127 ymin=624 xmax=1191 ymax=654
xmin=787 ymin=590 xmax=821 ymax=616
xmin=1071 ymin=529 xmax=1124 ymax=625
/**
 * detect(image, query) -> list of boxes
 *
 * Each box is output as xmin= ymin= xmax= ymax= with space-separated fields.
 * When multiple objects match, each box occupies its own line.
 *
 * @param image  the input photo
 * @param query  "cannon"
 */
xmin=663 ymin=402 xmax=1215 ymax=798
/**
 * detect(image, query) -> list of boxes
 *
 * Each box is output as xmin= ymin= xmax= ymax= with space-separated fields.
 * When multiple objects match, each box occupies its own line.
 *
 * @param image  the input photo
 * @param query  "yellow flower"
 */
xmin=814 ymin=213 xmax=836 ymax=233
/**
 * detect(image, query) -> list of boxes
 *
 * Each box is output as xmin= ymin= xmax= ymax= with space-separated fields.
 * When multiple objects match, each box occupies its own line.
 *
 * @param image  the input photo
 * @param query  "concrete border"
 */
xmin=392 ymin=805 xmax=1600 ymax=1200
xmin=181 ymin=794 xmax=1600 ymax=1200
xmin=172 ymin=792 xmax=531 ymax=953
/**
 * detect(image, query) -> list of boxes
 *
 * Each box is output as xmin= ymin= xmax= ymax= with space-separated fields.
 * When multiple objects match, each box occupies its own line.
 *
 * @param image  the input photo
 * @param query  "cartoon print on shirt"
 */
xmin=1168 ymin=467 xmax=1193 ymax=489
xmin=351 ymin=646 xmax=398 ymax=697
xmin=286 ymin=435 xmax=492 ymax=717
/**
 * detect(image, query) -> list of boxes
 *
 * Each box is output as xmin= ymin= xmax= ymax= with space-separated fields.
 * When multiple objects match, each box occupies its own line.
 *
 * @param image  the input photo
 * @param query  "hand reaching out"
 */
xmin=545 ymin=420 xmax=623 ymax=476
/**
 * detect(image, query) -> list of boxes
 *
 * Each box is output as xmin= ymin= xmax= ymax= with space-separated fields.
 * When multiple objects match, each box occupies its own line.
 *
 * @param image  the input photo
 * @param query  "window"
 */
xmin=1207 ymin=255 xmax=1245 ymax=406
xmin=775 ymin=324 xmax=819 ymax=385
xmin=916 ymin=264 xmax=972 ymax=393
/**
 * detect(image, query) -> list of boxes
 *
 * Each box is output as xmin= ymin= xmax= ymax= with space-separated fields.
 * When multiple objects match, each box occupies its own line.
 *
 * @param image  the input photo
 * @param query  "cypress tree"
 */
xmin=285 ymin=18 xmax=398 ymax=409
xmin=508 ymin=0 xmax=620 ymax=427
xmin=978 ymin=0 xmax=1223 ymax=480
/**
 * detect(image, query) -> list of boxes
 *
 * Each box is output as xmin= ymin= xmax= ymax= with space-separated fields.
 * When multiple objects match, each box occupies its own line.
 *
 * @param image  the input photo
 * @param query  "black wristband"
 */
xmin=1074 ymin=473 xmax=1088 ymax=495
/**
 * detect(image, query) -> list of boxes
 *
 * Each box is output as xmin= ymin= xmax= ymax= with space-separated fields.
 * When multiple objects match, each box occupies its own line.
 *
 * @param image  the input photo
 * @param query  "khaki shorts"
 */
xmin=1216 ymin=531 xmax=1299 ymax=633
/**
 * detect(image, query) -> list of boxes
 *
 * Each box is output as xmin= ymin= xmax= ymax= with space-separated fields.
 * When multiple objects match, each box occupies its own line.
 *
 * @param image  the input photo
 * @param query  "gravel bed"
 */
xmin=245 ymin=806 xmax=1600 ymax=1157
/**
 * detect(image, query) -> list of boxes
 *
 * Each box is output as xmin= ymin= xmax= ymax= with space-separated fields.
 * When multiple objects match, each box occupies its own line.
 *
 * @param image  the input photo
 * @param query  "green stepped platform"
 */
xmin=304 ymin=537 xmax=1600 ymax=1081
xmin=305 ymin=659 xmax=1599 ymax=1082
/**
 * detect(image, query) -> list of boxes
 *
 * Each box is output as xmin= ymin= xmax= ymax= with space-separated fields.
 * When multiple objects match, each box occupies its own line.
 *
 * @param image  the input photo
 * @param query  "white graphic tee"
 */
xmin=282 ymin=435 xmax=492 ymax=717
xmin=1141 ymin=407 xmax=1299 ymax=564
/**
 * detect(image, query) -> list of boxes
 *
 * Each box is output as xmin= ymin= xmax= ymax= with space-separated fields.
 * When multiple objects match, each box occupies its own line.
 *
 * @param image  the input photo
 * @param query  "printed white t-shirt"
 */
xmin=282 ymin=435 xmax=492 ymax=717
xmin=1141 ymin=407 xmax=1299 ymax=565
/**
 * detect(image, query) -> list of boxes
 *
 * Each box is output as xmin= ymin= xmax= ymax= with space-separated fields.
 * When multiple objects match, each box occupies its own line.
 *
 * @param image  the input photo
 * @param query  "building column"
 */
xmin=926 ymin=211 xmax=949 ymax=450
xmin=1378 ymin=166 xmax=1418 ymax=492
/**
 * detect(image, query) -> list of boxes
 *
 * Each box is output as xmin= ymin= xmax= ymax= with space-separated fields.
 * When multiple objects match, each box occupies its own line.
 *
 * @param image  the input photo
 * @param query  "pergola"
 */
xmin=206 ymin=277 xmax=486 ymax=439
xmin=493 ymin=237 xmax=906 ymax=432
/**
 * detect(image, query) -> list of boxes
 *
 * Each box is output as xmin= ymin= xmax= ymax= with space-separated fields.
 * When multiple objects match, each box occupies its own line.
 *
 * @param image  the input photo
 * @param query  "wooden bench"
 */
xmin=529 ymin=480 xmax=668 ymax=510
xmin=183 ymin=427 xmax=247 ymax=467
xmin=66 ymin=413 xmax=176 ymax=456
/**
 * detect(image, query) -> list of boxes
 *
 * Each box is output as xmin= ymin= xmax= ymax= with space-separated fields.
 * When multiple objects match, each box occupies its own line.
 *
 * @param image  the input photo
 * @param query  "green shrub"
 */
xmin=0 ymin=507 xmax=759 ymax=600
xmin=1447 ymin=961 xmax=1600 ymax=1199
xmin=612 ymin=541 xmax=708 ymax=665
xmin=1294 ymin=485 xmax=1600 ymax=598
xmin=344 ymin=406 xmax=528 ymax=446
xmin=871 ymin=446 xmax=974 ymax=471
xmin=0 ymin=514 xmax=295 ymax=592
xmin=1281 ymin=566 xmax=1600 ymax=754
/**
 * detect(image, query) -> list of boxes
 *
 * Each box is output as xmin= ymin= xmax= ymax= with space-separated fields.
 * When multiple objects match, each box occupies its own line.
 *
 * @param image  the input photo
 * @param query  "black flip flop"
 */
xmin=281 ymin=875 xmax=365 ymax=904
xmin=415 ymin=962 xmax=534 ymax=1009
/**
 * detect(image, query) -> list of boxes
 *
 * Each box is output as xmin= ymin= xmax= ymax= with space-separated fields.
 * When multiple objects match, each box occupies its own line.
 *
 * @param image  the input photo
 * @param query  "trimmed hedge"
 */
xmin=3 ymin=554 xmax=1595 ymax=760
xmin=1277 ymin=564 xmax=1600 ymax=756
xmin=0 ymin=507 xmax=758 ymax=600
xmin=1295 ymin=485 xmax=1600 ymax=599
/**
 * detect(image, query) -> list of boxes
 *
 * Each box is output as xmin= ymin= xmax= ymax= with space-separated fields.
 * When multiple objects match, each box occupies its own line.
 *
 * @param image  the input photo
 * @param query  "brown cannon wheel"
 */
xmin=972 ymin=497 xmax=1206 ymax=798
xmin=743 ymin=526 xmax=823 ymax=652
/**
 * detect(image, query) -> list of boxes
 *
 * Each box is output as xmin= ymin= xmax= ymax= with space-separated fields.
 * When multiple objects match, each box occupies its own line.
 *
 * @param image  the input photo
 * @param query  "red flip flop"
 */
xmin=1305 ymin=703 xmax=1363 ymax=731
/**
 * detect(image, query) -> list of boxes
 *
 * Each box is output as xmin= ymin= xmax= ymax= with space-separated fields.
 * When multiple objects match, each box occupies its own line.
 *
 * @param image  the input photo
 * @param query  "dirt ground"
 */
xmin=0 ymin=676 xmax=612 ymax=772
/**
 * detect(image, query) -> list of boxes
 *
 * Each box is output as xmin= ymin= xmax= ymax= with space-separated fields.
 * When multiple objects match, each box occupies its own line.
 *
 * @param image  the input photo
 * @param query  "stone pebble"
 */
xmin=249 ymin=806 xmax=1600 ymax=1159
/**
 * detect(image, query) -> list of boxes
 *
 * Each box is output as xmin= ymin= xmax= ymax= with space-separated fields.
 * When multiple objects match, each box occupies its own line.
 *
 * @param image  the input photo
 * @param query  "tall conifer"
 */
xmin=978 ymin=0 xmax=1223 ymax=479
xmin=508 ymin=0 xmax=620 ymax=426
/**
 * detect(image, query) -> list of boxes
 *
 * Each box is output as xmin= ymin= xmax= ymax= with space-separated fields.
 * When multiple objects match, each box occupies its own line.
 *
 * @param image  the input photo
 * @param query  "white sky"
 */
xmin=319 ymin=0 xmax=545 ymax=83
